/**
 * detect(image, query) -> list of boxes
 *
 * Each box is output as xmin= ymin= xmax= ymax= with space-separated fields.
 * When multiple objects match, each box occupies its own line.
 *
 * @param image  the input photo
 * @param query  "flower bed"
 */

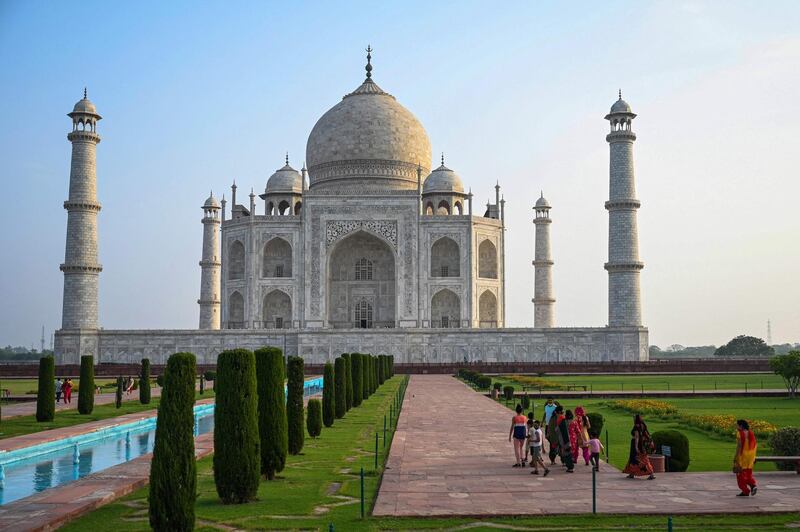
xmin=501 ymin=375 xmax=566 ymax=390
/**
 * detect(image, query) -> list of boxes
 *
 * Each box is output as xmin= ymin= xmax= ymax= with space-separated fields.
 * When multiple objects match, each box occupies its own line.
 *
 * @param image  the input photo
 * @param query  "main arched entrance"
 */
xmin=327 ymin=231 xmax=396 ymax=328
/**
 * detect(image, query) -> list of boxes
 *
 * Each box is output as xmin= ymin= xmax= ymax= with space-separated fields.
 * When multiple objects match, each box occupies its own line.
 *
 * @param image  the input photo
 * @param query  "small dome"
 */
xmin=204 ymin=193 xmax=220 ymax=208
xmin=423 ymin=164 xmax=464 ymax=194
xmin=535 ymin=193 xmax=550 ymax=208
xmin=266 ymin=163 xmax=303 ymax=194
xmin=610 ymin=98 xmax=631 ymax=114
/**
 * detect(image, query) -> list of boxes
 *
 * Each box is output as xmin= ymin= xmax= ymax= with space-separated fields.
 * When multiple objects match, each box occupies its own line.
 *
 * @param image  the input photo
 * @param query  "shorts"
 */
xmin=529 ymin=446 xmax=542 ymax=459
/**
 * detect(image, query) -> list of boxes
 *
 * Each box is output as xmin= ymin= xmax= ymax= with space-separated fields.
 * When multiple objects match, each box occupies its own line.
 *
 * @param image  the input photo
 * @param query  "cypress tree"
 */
xmin=149 ymin=352 xmax=197 ymax=532
xmin=214 ymin=349 xmax=260 ymax=503
xmin=377 ymin=355 xmax=385 ymax=385
xmin=115 ymin=376 xmax=123 ymax=408
xmin=36 ymin=356 xmax=55 ymax=422
xmin=390 ymin=355 xmax=394 ymax=377
xmin=306 ymin=398 xmax=322 ymax=438
xmin=351 ymin=354 xmax=363 ymax=407
xmin=343 ymin=353 xmax=353 ymax=411
xmin=334 ymin=357 xmax=346 ymax=419
xmin=140 ymin=358 xmax=151 ymax=404
xmin=286 ymin=356 xmax=305 ymax=455
xmin=365 ymin=355 xmax=373 ymax=398
xmin=78 ymin=355 xmax=94 ymax=415
xmin=255 ymin=347 xmax=287 ymax=480
xmin=199 ymin=374 xmax=205 ymax=395
xmin=322 ymin=362 xmax=335 ymax=428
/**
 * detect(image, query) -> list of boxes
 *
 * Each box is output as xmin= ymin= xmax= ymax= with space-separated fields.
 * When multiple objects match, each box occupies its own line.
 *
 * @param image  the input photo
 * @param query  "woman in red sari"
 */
xmin=623 ymin=414 xmax=655 ymax=479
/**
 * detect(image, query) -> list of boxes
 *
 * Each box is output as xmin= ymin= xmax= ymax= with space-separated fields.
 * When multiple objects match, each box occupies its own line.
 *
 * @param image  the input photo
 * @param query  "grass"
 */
xmin=495 ymin=373 xmax=786 ymax=392
xmin=0 ymin=378 xmax=117 ymax=396
xmin=57 ymin=377 xmax=800 ymax=530
xmin=0 ymin=390 xmax=214 ymax=440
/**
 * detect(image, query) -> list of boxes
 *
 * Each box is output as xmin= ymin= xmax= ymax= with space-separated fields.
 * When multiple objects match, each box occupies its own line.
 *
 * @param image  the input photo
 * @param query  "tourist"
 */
xmin=622 ymin=414 xmax=655 ymax=480
xmin=556 ymin=407 xmax=575 ymax=473
xmin=543 ymin=397 xmax=557 ymax=425
xmin=508 ymin=404 xmax=528 ymax=467
xmin=588 ymin=430 xmax=604 ymax=471
xmin=572 ymin=406 xmax=592 ymax=466
xmin=125 ymin=376 xmax=134 ymax=395
xmin=734 ymin=419 xmax=758 ymax=496
xmin=55 ymin=378 xmax=63 ymax=403
xmin=63 ymin=378 xmax=73 ymax=404
xmin=545 ymin=400 xmax=561 ymax=465
xmin=527 ymin=418 xmax=550 ymax=476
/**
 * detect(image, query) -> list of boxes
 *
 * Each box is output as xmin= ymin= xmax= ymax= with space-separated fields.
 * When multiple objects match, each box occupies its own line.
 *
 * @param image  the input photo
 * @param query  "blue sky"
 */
xmin=1 ymin=0 xmax=799 ymax=348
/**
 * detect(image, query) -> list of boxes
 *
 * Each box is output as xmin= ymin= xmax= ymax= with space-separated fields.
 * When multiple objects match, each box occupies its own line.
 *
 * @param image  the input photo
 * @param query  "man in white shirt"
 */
xmin=527 ymin=419 xmax=550 ymax=476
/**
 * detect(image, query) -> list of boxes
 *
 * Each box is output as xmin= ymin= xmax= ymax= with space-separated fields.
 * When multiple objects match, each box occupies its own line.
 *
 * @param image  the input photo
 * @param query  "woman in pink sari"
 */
xmin=570 ymin=406 xmax=592 ymax=465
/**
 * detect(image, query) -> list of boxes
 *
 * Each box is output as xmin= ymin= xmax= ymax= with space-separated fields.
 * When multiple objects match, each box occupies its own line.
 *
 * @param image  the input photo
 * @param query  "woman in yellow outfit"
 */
xmin=734 ymin=419 xmax=757 ymax=497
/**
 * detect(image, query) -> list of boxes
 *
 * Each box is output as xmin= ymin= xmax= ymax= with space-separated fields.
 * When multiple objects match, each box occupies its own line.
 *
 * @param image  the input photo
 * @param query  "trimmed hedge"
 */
xmin=493 ymin=382 xmax=503 ymax=391
xmin=351 ymin=354 xmax=363 ymax=408
xmin=287 ymin=356 xmax=305 ymax=455
xmin=587 ymin=412 xmax=604 ymax=436
xmin=322 ymin=362 xmax=335 ymax=428
xmin=78 ymin=355 xmax=95 ymax=415
xmin=342 ymin=353 xmax=353 ymax=411
xmin=520 ymin=395 xmax=530 ymax=409
xmin=214 ymin=349 xmax=260 ymax=503
xmin=115 ymin=376 xmax=123 ymax=408
xmin=36 ymin=356 xmax=55 ymax=422
xmin=503 ymin=385 xmax=515 ymax=400
xmin=334 ymin=357 xmax=347 ymax=419
xmin=149 ymin=352 xmax=197 ymax=531
xmin=652 ymin=429 xmax=690 ymax=472
xmin=306 ymin=398 xmax=322 ymax=438
xmin=254 ymin=347 xmax=287 ymax=480
xmin=769 ymin=427 xmax=800 ymax=471
xmin=140 ymin=358 xmax=151 ymax=404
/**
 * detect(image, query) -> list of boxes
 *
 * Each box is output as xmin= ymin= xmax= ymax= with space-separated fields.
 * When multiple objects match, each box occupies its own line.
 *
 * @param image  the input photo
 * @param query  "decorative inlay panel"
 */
xmin=325 ymin=220 xmax=398 ymax=249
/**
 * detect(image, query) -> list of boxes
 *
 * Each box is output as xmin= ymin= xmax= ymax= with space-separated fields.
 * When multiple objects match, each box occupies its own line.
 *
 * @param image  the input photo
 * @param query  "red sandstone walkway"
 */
xmin=374 ymin=375 xmax=800 ymax=516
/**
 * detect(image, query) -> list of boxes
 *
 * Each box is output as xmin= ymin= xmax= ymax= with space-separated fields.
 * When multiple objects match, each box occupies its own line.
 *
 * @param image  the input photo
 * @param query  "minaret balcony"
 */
xmin=60 ymin=263 xmax=103 ymax=273
xmin=67 ymin=131 xmax=101 ymax=143
xmin=604 ymin=261 xmax=644 ymax=272
xmin=604 ymin=199 xmax=641 ymax=210
xmin=64 ymin=200 xmax=101 ymax=212
xmin=605 ymin=131 xmax=636 ymax=142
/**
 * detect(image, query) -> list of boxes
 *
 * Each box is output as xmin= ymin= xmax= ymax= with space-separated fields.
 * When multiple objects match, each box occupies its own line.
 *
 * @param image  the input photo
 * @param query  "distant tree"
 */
xmin=714 ymin=335 xmax=774 ymax=358
xmin=770 ymin=351 xmax=800 ymax=398
xmin=649 ymin=345 xmax=662 ymax=357
xmin=667 ymin=344 xmax=685 ymax=352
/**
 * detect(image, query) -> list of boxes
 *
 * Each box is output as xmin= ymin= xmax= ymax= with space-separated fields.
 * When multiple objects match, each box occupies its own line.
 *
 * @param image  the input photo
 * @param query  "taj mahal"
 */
xmin=55 ymin=50 xmax=648 ymax=365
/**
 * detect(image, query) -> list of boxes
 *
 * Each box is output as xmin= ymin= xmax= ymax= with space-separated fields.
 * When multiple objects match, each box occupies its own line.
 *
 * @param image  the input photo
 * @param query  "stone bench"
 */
xmin=755 ymin=456 xmax=800 ymax=474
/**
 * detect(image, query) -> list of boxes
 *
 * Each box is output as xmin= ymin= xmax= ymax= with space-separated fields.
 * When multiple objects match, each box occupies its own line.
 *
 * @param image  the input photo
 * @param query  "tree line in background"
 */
xmin=149 ymin=349 xmax=393 ymax=531
xmin=650 ymin=335 xmax=799 ymax=358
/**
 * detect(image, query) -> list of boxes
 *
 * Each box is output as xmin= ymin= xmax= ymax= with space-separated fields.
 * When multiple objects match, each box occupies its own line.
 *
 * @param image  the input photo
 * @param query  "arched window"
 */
xmin=263 ymin=237 xmax=292 ymax=278
xmin=425 ymin=202 xmax=434 ymax=215
xmin=267 ymin=201 xmax=274 ymax=215
xmin=262 ymin=290 xmax=291 ymax=329
xmin=355 ymin=258 xmax=373 ymax=281
xmin=228 ymin=240 xmax=245 ymax=280
xmin=278 ymin=200 xmax=290 ymax=215
xmin=431 ymin=289 xmax=460 ymax=328
xmin=479 ymin=290 xmax=498 ymax=328
xmin=353 ymin=299 xmax=373 ymax=328
xmin=228 ymin=291 xmax=244 ymax=329
xmin=454 ymin=201 xmax=463 ymax=215
xmin=294 ymin=201 xmax=302 ymax=215
xmin=430 ymin=237 xmax=460 ymax=277
xmin=478 ymin=239 xmax=498 ymax=279
xmin=437 ymin=200 xmax=450 ymax=215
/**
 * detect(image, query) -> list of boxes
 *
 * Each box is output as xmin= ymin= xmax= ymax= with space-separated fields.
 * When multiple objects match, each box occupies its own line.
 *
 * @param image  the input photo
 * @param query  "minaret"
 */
xmin=198 ymin=192 xmax=221 ymax=329
xmin=61 ymin=89 xmax=102 ymax=330
xmin=604 ymin=91 xmax=643 ymax=327
xmin=533 ymin=193 xmax=555 ymax=327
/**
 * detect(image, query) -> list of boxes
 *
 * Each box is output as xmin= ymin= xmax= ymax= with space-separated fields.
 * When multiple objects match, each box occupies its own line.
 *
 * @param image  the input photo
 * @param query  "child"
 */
xmin=527 ymin=419 xmax=550 ymax=476
xmin=588 ymin=430 xmax=605 ymax=471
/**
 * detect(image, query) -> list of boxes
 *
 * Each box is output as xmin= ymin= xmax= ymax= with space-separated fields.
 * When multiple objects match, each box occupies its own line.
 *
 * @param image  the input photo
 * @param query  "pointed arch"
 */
xmin=263 ymin=237 xmax=292 ymax=278
xmin=479 ymin=290 xmax=497 ymax=328
xmin=228 ymin=291 xmax=244 ymax=328
xmin=430 ymin=236 xmax=460 ymax=277
xmin=228 ymin=240 xmax=245 ymax=280
xmin=478 ymin=239 xmax=498 ymax=279
xmin=263 ymin=289 xmax=291 ymax=329
xmin=436 ymin=200 xmax=450 ymax=215
xmin=431 ymin=288 xmax=460 ymax=328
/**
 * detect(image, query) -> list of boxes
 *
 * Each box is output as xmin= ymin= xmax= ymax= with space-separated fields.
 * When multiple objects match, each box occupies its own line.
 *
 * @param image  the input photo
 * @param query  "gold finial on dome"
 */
xmin=365 ymin=45 xmax=373 ymax=79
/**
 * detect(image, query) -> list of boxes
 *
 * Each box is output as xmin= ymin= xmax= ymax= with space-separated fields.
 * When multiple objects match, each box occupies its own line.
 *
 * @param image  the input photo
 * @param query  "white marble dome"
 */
xmin=203 ymin=193 xmax=220 ymax=208
xmin=305 ymin=77 xmax=431 ymax=192
xmin=266 ymin=163 xmax=302 ymax=194
xmin=609 ymin=98 xmax=632 ymax=114
xmin=70 ymin=97 xmax=99 ymax=117
xmin=423 ymin=163 xmax=464 ymax=194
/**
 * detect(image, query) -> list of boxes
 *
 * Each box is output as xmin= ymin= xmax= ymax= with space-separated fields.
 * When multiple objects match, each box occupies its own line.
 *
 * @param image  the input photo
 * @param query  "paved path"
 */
xmin=1 ymin=387 xmax=164 ymax=420
xmin=374 ymin=375 xmax=800 ymax=516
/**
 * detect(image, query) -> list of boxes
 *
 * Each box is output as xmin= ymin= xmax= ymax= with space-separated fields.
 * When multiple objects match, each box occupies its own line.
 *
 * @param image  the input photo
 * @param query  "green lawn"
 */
xmin=0 ymin=390 xmax=214 ymax=440
xmin=1 ymin=378 xmax=117 ymax=396
xmin=494 ymin=373 xmax=785 ymax=392
xmin=62 ymin=376 xmax=799 ymax=531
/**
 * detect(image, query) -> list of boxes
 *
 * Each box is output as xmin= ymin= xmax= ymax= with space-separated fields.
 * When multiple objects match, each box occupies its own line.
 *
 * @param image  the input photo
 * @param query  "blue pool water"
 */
xmin=0 ymin=376 xmax=324 ymax=506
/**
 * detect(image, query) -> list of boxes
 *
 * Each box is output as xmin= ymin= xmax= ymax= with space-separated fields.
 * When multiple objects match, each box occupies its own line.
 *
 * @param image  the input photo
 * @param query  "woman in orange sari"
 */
xmin=622 ymin=414 xmax=655 ymax=479
xmin=734 ymin=419 xmax=758 ymax=496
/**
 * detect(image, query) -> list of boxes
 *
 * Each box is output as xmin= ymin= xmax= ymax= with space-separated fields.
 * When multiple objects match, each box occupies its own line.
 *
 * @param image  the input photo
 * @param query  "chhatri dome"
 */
xmin=203 ymin=192 xmax=221 ymax=208
xmin=69 ymin=88 xmax=100 ymax=118
xmin=266 ymin=155 xmax=303 ymax=194
xmin=305 ymin=47 xmax=431 ymax=192
xmin=608 ymin=90 xmax=633 ymax=115
xmin=423 ymin=156 xmax=464 ymax=194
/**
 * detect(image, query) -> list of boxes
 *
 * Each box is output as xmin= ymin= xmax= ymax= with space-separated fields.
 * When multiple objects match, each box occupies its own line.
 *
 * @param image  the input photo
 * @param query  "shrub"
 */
xmin=78 ymin=355 xmax=95 ymax=415
xmin=476 ymin=376 xmax=492 ymax=390
xmin=214 ymin=349 xmax=260 ymax=503
xmin=342 ymin=353 xmax=353 ymax=411
xmin=115 ymin=376 xmax=123 ymax=408
xmin=140 ymin=358 xmax=151 ymax=405
xmin=254 ymin=347 xmax=287 ymax=480
xmin=351 ymin=354 xmax=363 ymax=408
xmin=651 ymin=429 xmax=690 ymax=472
xmin=149 ymin=352 xmax=197 ymax=531
xmin=769 ymin=427 xmax=800 ymax=471
xmin=322 ymin=362 xmax=335 ymax=428
xmin=503 ymin=385 xmax=515 ymax=400
xmin=286 ymin=356 xmax=305 ymax=455
xmin=587 ymin=412 xmax=604 ymax=436
xmin=520 ymin=395 xmax=530 ymax=409
xmin=36 ymin=356 xmax=55 ymax=422
xmin=334 ymin=357 xmax=347 ymax=419
xmin=307 ymin=399 xmax=322 ymax=438
xmin=493 ymin=382 xmax=503 ymax=391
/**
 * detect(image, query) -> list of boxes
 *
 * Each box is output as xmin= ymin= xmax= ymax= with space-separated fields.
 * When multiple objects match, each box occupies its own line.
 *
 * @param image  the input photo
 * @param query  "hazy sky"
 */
xmin=1 ymin=1 xmax=798 ymax=349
